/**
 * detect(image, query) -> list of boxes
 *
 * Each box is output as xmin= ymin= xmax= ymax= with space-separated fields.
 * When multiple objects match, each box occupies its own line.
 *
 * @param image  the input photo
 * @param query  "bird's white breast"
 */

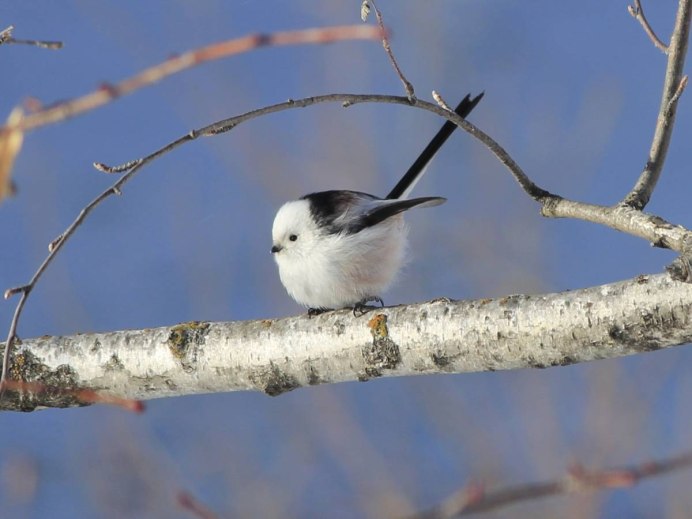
xmin=275 ymin=216 xmax=407 ymax=309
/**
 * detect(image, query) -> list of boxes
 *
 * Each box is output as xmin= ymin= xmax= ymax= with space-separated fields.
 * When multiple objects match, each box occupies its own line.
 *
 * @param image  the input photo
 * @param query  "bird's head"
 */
xmin=271 ymin=199 xmax=319 ymax=260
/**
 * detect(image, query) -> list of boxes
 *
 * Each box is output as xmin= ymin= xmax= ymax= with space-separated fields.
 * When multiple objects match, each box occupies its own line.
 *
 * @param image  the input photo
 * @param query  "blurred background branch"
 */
xmin=0 ymin=24 xmax=383 ymax=206
xmin=411 ymin=451 xmax=692 ymax=518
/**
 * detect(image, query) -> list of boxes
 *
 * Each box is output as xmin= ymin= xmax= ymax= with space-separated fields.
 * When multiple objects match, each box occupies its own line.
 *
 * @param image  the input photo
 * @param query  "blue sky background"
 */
xmin=1 ymin=1 xmax=691 ymax=517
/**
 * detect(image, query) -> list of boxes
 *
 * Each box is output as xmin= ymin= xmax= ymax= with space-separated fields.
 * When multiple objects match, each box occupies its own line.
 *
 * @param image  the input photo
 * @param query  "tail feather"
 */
xmin=386 ymin=92 xmax=484 ymax=200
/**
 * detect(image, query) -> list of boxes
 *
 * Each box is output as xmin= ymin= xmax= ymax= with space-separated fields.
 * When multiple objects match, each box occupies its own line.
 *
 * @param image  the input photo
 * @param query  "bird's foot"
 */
xmin=307 ymin=307 xmax=330 ymax=317
xmin=369 ymin=296 xmax=385 ymax=307
xmin=352 ymin=296 xmax=384 ymax=317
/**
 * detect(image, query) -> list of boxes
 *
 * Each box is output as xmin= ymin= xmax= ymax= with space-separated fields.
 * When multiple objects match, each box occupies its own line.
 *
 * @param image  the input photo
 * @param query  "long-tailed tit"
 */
xmin=271 ymin=93 xmax=483 ymax=312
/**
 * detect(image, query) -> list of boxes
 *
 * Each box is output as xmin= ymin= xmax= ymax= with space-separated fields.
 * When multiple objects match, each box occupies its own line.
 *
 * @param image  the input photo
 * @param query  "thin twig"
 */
xmin=665 ymin=74 xmax=689 ymax=116
xmin=100 ymin=94 xmax=547 ymax=203
xmin=412 ymin=484 xmax=486 ymax=519
xmin=623 ymin=0 xmax=692 ymax=209
xmin=628 ymin=0 xmax=669 ymax=53
xmin=368 ymin=0 xmax=416 ymax=100
xmin=0 ymin=25 xmax=382 ymax=135
xmin=432 ymin=90 xmax=454 ymax=112
xmin=0 ymin=25 xmax=63 ymax=49
xmin=409 ymin=452 xmax=692 ymax=518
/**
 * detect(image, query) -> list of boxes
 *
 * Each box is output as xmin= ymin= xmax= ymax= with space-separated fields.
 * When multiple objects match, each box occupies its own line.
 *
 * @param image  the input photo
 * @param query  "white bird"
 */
xmin=271 ymin=93 xmax=483 ymax=313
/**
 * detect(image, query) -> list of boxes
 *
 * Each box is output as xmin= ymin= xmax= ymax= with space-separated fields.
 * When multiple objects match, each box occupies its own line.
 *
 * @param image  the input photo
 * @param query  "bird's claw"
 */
xmin=352 ymin=296 xmax=384 ymax=317
xmin=307 ymin=307 xmax=330 ymax=317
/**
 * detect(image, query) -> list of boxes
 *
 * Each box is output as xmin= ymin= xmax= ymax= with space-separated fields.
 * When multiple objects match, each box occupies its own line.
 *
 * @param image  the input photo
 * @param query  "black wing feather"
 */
xmin=302 ymin=190 xmax=377 ymax=234
xmin=303 ymin=191 xmax=444 ymax=235
xmin=356 ymin=197 xmax=445 ymax=231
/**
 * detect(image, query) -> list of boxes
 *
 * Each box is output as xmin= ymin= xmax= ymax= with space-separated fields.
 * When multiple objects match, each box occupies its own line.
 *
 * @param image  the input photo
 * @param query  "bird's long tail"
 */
xmin=385 ymin=92 xmax=484 ymax=200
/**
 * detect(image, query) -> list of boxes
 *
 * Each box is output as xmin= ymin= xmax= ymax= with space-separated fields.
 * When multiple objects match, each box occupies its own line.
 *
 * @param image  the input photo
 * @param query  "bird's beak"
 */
xmin=271 ymin=244 xmax=282 ymax=254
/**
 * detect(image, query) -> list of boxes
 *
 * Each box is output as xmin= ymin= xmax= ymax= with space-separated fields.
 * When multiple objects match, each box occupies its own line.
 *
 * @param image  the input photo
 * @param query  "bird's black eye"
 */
xmin=289 ymin=234 xmax=298 ymax=242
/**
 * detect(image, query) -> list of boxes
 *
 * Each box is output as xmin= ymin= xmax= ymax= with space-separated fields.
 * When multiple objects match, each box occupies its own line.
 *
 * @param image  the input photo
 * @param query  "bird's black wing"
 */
xmin=302 ymin=190 xmax=378 ymax=235
xmin=355 ymin=197 xmax=446 ymax=231
xmin=303 ymin=190 xmax=444 ymax=235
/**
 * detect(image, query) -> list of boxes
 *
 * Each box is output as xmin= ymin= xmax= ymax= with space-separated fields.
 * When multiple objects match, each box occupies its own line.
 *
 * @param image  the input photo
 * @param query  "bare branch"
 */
xmin=0 ymin=25 xmax=382 ymax=135
xmin=100 ymin=94 xmax=549 ymax=203
xmin=623 ymin=0 xmax=692 ymax=209
xmin=628 ymin=0 xmax=669 ymax=53
xmin=368 ymin=0 xmax=416 ymax=99
xmin=410 ymin=451 xmax=692 ymax=518
xmin=1 ymin=272 xmax=691 ymax=411
xmin=540 ymin=198 xmax=692 ymax=254
xmin=411 ymin=484 xmax=486 ymax=519
xmin=0 ymin=25 xmax=63 ymax=49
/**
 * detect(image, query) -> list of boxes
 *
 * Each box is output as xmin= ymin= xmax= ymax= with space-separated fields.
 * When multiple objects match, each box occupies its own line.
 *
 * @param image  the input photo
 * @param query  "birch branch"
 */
xmin=2 ymin=272 xmax=691 ymax=412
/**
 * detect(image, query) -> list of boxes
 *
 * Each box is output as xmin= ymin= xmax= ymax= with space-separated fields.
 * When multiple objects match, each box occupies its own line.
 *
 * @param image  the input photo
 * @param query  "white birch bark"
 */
xmin=2 ymin=271 xmax=691 ymax=411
